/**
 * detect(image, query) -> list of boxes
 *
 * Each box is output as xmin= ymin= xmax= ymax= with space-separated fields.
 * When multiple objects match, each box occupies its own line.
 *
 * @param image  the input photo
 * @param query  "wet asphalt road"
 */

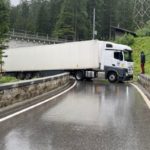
xmin=0 ymin=81 xmax=150 ymax=150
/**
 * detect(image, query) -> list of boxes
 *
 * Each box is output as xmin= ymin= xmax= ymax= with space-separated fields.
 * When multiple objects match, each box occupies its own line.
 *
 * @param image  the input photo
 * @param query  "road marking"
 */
xmin=131 ymin=83 xmax=150 ymax=109
xmin=0 ymin=81 xmax=77 ymax=123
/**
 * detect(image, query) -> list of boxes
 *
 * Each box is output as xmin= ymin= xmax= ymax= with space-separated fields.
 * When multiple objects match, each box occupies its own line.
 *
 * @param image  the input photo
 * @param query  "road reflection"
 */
xmin=0 ymin=81 xmax=150 ymax=150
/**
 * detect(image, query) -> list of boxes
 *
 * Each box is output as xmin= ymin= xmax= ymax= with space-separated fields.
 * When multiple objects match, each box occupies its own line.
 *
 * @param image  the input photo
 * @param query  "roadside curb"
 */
xmin=0 ymin=79 xmax=76 ymax=122
xmin=131 ymin=83 xmax=150 ymax=109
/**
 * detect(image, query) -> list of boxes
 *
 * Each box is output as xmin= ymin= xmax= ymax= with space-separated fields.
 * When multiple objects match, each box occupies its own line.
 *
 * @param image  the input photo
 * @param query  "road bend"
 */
xmin=0 ymin=81 xmax=150 ymax=150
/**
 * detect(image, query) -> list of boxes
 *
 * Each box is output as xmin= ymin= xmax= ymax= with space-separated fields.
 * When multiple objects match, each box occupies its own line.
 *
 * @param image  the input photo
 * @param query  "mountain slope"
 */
xmin=131 ymin=37 xmax=150 ymax=77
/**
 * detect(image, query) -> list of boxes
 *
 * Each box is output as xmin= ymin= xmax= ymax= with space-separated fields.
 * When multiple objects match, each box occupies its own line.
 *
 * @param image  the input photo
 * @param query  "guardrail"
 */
xmin=6 ymin=29 xmax=72 ymax=44
xmin=0 ymin=73 xmax=70 ymax=108
xmin=138 ymin=74 xmax=150 ymax=93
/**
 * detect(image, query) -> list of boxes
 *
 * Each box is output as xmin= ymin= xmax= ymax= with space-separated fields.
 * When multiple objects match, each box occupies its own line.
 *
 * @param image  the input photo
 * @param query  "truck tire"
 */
xmin=75 ymin=71 xmax=84 ymax=81
xmin=34 ymin=72 xmax=40 ymax=78
xmin=25 ymin=73 xmax=32 ymax=80
xmin=107 ymin=72 xmax=117 ymax=83
xmin=17 ymin=73 xmax=25 ymax=80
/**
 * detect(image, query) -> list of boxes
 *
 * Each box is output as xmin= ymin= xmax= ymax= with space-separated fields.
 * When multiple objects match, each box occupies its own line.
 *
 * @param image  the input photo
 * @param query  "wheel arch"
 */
xmin=72 ymin=70 xmax=85 ymax=81
xmin=106 ymin=70 xmax=118 ymax=79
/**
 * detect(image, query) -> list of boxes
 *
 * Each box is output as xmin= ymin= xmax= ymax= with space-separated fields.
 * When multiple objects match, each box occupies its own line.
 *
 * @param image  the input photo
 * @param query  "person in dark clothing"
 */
xmin=140 ymin=51 xmax=145 ymax=74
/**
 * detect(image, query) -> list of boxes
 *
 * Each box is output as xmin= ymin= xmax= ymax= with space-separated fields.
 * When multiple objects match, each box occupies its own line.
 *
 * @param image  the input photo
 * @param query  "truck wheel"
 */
xmin=75 ymin=71 xmax=84 ymax=81
xmin=108 ymin=72 xmax=117 ymax=83
xmin=25 ymin=73 xmax=32 ymax=80
xmin=34 ymin=72 xmax=40 ymax=78
xmin=17 ymin=73 xmax=25 ymax=80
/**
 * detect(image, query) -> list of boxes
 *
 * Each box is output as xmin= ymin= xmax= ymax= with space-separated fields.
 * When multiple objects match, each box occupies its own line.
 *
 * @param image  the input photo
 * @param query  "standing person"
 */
xmin=140 ymin=51 xmax=145 ymax=74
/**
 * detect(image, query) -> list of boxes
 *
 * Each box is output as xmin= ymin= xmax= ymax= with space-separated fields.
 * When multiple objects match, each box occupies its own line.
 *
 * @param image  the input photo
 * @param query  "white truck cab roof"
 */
xmin=102 ymin=41 xmax=132 ymax=51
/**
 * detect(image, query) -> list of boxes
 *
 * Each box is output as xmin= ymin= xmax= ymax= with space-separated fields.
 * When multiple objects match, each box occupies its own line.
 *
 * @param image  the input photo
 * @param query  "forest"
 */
xmin=9 ymin=0 xmax=150 ymax=41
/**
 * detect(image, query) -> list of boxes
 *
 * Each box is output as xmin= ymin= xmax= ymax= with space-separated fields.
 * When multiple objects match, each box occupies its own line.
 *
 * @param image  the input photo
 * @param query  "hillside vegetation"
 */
xmin=131 ymin=37 xmax=150 ymax=77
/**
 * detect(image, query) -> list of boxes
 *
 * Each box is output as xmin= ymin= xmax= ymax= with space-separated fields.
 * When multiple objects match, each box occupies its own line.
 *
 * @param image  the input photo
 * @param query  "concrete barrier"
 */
xmin=0 ymin=73 xmax=70 ymax=108
xmin=138 ymin=74 xmax=150 ymax=93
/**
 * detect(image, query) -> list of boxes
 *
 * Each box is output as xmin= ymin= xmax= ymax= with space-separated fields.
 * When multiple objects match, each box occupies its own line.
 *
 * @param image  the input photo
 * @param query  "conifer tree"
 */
xmin=36 ymin=1 xmax=49 ymax=33
xmin=54 ymin=0 xmax=89 ymax=40
xmin=0 ymin=0 xmax=10 ymax=67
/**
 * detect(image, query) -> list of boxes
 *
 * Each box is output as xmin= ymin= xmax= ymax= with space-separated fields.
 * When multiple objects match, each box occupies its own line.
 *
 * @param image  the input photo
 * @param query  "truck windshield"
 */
xmin=124 ymin=51 xmax=133 ymax=62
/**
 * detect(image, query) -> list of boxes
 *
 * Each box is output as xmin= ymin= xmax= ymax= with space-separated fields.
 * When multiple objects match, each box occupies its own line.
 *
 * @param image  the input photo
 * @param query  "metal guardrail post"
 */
xmin=36 ymin=33 xmax=38 ymax=38
xmin=8 ymin=29 xmax=71 ymax=44
xmin=25 ymin=32 xmax=27 ymax=37
xmin=13 ymin=29 xmax=15 ymax=36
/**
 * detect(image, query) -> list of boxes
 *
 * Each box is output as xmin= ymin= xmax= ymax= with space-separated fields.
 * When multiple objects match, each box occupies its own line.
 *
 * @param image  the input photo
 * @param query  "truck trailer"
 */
xmin=2 ymin=40 xmax=133 ymax=82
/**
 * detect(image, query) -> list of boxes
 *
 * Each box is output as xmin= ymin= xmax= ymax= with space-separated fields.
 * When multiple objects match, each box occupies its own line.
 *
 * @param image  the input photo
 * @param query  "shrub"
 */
xmin=115 ymin=34 xmax=135 ymax=46
xmin=136 ymin=20 xmax=150 ymax=37
xmin=0 ymin=76 xmax=18 ymax=84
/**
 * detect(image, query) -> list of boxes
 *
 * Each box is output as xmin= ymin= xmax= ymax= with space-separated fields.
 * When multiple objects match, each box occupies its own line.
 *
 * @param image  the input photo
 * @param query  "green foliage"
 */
xmin=115 ymin=34 xmax=135 ymax=46
xmin=9 ymin=0 xmax=136 ymax=40
xmin=115 ymin=0 xmax=134 ymax=30
xmin=54 ymin=0 xmax=90 ymax=40
xmin=36 ymin=1 xmax=49 ymax=33
xmin=53 ymin=1 xmax=75 ymax=40
xmin=131 ymin=37 xmax=150 ymax=78
xmin=136 ymin=20 xmax=150 ymax=37
xmin=0 ymin=0 xmax=10 ymax=66
xmin=0 ymin=0 xmax=10 ymax=42
xmin=130 ymin=21 xmax=150 ymax=79
xmin=0 ymin=76 xmax=17 ymax=84
xmin=12 ymin=0 xmax=30 ymax=31
xmin=116 ymin=36 xmax=150 ymax=79
xmin=48 ymin=0 xmax=63 ymax=36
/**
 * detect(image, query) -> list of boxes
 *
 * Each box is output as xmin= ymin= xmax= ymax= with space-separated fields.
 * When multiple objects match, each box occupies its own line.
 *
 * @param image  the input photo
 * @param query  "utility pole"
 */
xmin=93 ymin=8 xmax=97 ymax=39
xmin=109 ymin=14 xmax=112 ymax=40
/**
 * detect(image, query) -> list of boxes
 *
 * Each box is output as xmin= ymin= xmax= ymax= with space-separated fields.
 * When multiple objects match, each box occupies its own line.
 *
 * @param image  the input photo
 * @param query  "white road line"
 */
xmin=131 ymin=83 xmax=150 ymax=109
xmin=0 ymin=81 xmax=77 ymax=123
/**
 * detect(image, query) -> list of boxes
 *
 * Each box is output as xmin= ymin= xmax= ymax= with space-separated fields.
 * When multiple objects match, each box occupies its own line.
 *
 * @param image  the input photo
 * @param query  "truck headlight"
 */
xmin=121 ymin=64 xmax=125 ymax=68
xmin=126 ymin=72 xmax=128 ymax=76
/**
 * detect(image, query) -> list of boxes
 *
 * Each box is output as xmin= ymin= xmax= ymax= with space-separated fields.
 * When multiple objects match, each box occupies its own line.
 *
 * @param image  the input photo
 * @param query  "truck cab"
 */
xmin=100 ymin=42 xmax=134 ymax=83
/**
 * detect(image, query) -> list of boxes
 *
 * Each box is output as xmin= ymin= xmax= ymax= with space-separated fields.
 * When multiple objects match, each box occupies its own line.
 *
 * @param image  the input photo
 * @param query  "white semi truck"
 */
xmin=2 ymin=40 xmax=133 ymax=82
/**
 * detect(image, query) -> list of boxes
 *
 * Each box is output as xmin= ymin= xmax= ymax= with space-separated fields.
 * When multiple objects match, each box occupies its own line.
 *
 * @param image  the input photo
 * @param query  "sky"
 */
xmin=10 ymin=0 xmax=20 ymax=6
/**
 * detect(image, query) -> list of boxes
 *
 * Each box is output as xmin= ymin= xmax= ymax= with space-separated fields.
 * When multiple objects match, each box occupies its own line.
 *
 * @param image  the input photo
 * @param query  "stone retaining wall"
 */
xmin=138 ymin=74 xmax=150 ymax=92
xmin=0 ymin=73 xmax=69 ymax=108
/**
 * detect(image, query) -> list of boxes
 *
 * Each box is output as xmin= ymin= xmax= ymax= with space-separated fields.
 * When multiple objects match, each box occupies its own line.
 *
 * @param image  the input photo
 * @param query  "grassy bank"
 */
xmin=0 ymin=76 xmax=18 ymax=84
xmin=131 ymin=37 xmax=150 ymax=78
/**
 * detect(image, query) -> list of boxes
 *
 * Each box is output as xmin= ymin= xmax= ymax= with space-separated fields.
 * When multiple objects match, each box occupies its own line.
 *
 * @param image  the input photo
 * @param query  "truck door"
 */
xmin=113 ymin=51 xmax=123 ymax=68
